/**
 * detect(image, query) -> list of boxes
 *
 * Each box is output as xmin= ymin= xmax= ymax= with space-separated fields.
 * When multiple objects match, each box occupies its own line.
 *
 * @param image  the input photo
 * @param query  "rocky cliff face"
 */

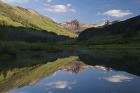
xmin=62 ymin=19 xmax=95 ymax=33
xmin=62 ymin=19 xmax=80 ymax=32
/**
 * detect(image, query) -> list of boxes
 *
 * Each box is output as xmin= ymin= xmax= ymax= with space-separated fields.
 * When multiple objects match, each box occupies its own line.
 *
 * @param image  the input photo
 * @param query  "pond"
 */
xmin=0 ymin=49 xmax=140 ymax=93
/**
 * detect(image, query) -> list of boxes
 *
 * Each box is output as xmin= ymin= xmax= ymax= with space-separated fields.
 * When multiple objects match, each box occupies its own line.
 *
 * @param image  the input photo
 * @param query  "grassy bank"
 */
xmin=0 ymin=41 xmax=140 ymax=54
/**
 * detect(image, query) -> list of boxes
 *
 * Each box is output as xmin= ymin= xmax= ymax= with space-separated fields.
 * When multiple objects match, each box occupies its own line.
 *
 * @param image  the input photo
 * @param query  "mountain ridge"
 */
xmin=0 ymin=1 xmax=77 ymax=38
xmin=78 ymin=15 xmax=140 ymax=44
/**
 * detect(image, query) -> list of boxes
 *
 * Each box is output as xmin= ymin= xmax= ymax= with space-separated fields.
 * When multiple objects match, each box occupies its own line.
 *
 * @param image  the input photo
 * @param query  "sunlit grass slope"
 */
xmin=0 ymin=1 xmax=77 ymax=38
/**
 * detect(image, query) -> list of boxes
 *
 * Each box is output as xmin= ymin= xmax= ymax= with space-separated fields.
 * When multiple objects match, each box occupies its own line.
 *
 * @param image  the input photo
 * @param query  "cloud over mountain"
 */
xmin=103 ymin=9 xmax=132 ymax=18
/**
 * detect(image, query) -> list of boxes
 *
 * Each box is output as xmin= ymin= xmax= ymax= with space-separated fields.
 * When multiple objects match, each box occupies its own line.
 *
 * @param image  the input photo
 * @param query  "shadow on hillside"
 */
xmin=78 ymin=15 xmax=140 ymax=44
xmin=0 ymin=25 xmax=70 ymax=43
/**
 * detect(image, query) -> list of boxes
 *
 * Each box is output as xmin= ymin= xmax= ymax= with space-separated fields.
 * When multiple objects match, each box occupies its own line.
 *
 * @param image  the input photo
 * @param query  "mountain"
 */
xmin=62 ymin=61 xmax=92 ymax=73
xmin=0 ymin=1 xmax=77 ymax=38
xmin=78 ymin=15 xmax=140 ymax=45
xmin=62 ymin=19 xmax=95 ymax=33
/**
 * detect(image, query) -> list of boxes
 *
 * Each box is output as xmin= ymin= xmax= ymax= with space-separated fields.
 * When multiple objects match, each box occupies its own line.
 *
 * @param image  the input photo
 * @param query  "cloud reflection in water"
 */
xmin=46 ymin=80 xmax=76 ymax=90
xmin=104 ymin=75 xmax=133 ymax=83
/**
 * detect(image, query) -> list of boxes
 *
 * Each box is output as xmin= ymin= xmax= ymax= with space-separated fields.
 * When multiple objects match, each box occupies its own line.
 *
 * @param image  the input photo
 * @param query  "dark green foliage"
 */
xmin=0 ymin=25 xmax=70 ymax=43
xmin=78 ymin=15 xmax=140 ymax=45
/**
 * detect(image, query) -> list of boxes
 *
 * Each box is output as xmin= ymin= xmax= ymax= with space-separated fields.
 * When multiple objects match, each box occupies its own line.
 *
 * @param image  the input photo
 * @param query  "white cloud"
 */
xmin=103 ymin=9 xmax=132 ymax=18
xmin=104 ymin=75 xmax=133 ymax=83
xmin=47 ymin=0 xmax=53 ymax=3
xmin=35 ymin=0 xmax=53 ymax=3
xmin=45 ymin=4 xmax=76 ymax=13
xmin=0 ymin=0 xmax=29 ymax=4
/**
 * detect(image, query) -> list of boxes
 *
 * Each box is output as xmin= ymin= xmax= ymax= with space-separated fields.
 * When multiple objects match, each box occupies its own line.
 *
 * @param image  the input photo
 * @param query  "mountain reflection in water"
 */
xmin=0 ymin=49 xmax=140 ymax=93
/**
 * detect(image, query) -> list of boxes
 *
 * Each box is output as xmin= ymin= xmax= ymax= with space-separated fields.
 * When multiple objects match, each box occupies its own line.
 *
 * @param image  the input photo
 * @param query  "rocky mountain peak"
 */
xmin=62 ymin=19 xmax=95 ymax=33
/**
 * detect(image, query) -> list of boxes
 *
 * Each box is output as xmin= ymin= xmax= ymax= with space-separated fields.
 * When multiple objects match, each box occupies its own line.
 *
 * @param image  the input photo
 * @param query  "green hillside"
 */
xmin=0 ymin=1 xmax=77 ymax=38
xmin=78 ymin=15 xmax=140 ymax=45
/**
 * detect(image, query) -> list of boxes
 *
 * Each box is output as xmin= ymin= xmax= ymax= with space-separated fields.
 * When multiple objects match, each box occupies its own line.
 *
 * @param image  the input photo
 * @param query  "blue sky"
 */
xmin=1 ymin=0 xmax=140 ymax=24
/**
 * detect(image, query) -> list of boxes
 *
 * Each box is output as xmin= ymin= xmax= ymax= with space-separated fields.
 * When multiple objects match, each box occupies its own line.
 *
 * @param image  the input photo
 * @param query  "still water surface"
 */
xmin=0 ymin=50 xmax=140 ymax=93
xmin=7 ymin=67 xmax=140 ymax=93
